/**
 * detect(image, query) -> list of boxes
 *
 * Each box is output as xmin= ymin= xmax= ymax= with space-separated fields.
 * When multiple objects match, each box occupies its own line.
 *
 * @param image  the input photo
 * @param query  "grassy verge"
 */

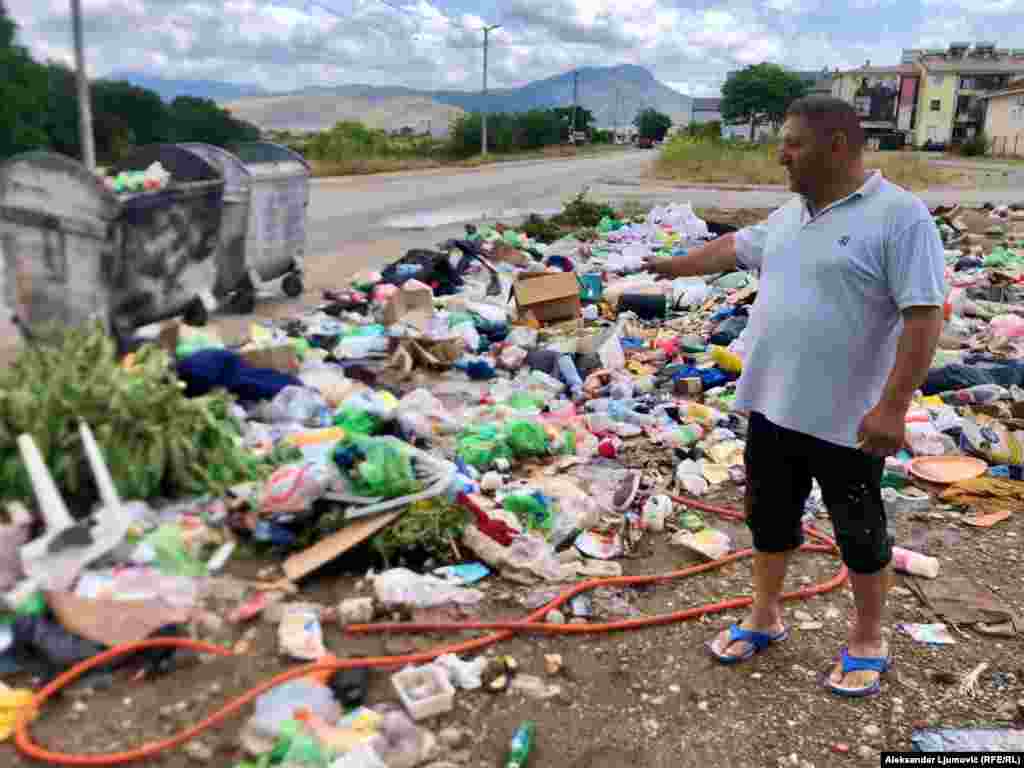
xmin=652 ymin=137 xmax=968 ymax=190
xmin=310 ymin=143 xmax=629 ymax=178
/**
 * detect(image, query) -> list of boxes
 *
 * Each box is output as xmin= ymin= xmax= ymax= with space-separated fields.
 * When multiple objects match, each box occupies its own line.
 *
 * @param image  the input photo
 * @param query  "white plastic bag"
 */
xmin=672 ymin=277 xmax=712 ymax=308
xmin=373 ymin=568 xmax=485 ymax=609
xmin=607 ymin=243 xmax=648 ymax=272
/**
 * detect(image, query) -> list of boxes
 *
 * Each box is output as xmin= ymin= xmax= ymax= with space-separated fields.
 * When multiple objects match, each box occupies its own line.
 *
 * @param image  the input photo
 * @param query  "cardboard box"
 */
xmin=512 ymin=271 xmax=581 ymax=326
xmin=384 ymin=281 xmax=435 ymax=326
xmin=242 ymin=344 xmax=299 ymax=374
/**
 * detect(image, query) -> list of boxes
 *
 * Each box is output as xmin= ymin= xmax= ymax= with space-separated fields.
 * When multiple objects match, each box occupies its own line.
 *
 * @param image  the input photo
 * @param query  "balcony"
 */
xmin=955 ymin=111 xmax=986 ymax=123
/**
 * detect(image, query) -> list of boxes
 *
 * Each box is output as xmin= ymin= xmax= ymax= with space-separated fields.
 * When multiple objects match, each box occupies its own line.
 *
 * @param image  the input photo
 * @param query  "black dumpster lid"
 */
xmin=114 ymin=144 xmax=223 ymax=182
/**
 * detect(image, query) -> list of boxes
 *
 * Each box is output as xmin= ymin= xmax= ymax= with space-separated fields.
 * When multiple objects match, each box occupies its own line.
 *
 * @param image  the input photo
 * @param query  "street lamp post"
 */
xmin=481 ymin=23 xmax=501 ymax=157
xmin=69 ymin=0 xmax=96 ymax=170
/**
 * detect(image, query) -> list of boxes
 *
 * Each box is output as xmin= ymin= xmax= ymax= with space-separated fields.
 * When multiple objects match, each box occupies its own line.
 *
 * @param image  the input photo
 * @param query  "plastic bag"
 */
xmin=396 ymin=389 xmax=457 ymax=441
xmin=262 ymin=462 xmax=334 ymax=515
xmin=373 ymin=568 xmax=484 ymax=608
xmin=905 ymin=423 xmax=957 ymax=457
xmin=0 ymin=686 xmax=35 ymax=741
xmin=990 ymin=314 xmax=1024 ymax=338
xmin=505 ymin=327 xmax=539 ymax=348
xmin=248 ymin=680 xmax=341 ymax=741
xmin=959 ymin=420 xmax=1024 ymax=465
xmin=143 ymin=524 xmax=206 ymax=577
xmin=506 ymin=420 xmax=550 ymax=457
xmin=607 ymin=244 xmax=648 ymax=272
xmin=505 ymin=535 xmax=563 ymax=581
xmin=269 ymin=386 xmax=332 ymax=426
xmin=672 ymin=278 xmax=712 ymax=308
xmin=334 ymin=438 xmax=420 ymax=499
xmin=498 ymin=345 xmax=528 ymax=371
xmin=502 ymin=492 xmax=554 ymax=534
xmin=456 ymin=424 xmax=513 ymax=469
xmin=299 ymin=365 xmax=355 ymax=408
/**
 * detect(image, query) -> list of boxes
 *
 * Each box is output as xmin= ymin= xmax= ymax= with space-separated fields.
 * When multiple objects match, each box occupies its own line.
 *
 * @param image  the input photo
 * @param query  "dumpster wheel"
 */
xmin=183 ymin=297 xmax=209 ymax=327
xmin=282 ymin=273 xmax=304 ymax=298
xmin=230 ymin=290 xmax=256 ymax=315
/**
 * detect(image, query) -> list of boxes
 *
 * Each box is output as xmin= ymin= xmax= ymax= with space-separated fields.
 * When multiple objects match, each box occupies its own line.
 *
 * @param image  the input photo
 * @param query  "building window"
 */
xmin=930 ymin=99 xmax=941 ymax=111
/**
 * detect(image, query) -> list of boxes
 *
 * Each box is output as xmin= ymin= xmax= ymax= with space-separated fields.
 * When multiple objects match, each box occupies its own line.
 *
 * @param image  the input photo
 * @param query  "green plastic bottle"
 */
xmin=505 ymin=721 xmax=535 ymax=768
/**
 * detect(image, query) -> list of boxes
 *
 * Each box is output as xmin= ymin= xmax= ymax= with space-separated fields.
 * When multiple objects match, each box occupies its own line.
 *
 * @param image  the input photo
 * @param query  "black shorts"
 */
xmin=743 ymin=411 xmax=893 ymax=574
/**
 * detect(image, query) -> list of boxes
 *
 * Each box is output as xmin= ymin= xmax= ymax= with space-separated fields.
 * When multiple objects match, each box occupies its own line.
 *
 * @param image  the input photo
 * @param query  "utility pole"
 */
xmin=570 ymin=70 xmax=579 ymax=141
xmin=480 ymin=24 xmax=501 ymax=157
xmin=70 ymin=0 xmax=96 ymax=170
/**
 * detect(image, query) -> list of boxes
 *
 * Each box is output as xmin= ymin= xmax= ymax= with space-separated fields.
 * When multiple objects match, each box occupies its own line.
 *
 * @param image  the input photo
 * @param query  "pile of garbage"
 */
xmin=4 ymin=195 xmax=1024 ymax=765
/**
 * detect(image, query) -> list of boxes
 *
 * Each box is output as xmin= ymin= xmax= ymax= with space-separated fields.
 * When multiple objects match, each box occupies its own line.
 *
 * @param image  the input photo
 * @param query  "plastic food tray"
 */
xmin=391 ymin=664 xmax=455 ymax=721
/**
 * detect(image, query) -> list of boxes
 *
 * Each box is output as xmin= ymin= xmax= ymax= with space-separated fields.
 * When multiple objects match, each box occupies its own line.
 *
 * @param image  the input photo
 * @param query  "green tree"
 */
xmin=0 ymin=3 xmax=49 ymax=158
xmin=553 ymin=106 xmax=595 ymax=140
xmin=633 ymin=108 xmax=672 ymax=141
xmin=720 ymin=63 xmax=807 ymax=139
xmin=167 ymin=96 xmax=260 ymax=147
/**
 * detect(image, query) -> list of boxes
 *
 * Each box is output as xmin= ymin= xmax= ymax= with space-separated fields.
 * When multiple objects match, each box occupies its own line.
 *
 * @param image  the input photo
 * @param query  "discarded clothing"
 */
xmin=923 ymin=358 xmax=1024 ymax=395
xmin=177 ymin=349 xmax=302 ymax=401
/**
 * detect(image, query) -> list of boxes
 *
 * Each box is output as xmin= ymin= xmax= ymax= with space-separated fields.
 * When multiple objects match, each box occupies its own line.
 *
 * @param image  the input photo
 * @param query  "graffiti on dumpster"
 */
xmin=112 ymin=191 xmax=222 ymax=328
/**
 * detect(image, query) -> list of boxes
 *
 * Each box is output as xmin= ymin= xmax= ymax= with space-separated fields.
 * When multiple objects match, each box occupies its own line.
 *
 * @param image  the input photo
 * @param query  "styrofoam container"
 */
xmin=391 ymin=664 xmax=455 ymax=721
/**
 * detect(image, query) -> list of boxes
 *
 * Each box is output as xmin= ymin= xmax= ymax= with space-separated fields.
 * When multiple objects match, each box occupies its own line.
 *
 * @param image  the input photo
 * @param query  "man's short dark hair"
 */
xmin=786 ymin=96 xmax=865 ymax=153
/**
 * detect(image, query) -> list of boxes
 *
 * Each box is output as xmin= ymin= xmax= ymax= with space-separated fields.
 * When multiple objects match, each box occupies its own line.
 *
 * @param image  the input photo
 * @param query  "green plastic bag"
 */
xmin=503 ymin=493 xmax=554 ymax=533
xmin=343 ymin=438 xmax=420 ymax=499
xmin=456 ymin=424 xmax=513 ymax=469
xmin=506 ymin=420 xmax=549 ymax=457
xmin=505 ymin=392 xmax=545 ymax=411
xmin=334 ymin=408 xmax=381 ymax=436
xmin=984 ymin=247 xmax=1023 ymax=268
xmin=145 ymin=524 xmax=207 ymax=577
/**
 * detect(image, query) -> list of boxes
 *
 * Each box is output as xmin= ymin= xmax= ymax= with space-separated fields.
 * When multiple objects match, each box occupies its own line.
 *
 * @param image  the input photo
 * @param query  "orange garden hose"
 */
xmin=14 ymin=494 xmax=849 ymax=765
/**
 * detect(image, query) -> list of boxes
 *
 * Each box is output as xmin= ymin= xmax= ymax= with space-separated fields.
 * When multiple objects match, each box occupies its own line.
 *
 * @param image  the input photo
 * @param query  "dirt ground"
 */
xmin=5 ymin=473 xmax=1023 ymax=768
xmin=3 ymin=210 xmax=1024 ymax=767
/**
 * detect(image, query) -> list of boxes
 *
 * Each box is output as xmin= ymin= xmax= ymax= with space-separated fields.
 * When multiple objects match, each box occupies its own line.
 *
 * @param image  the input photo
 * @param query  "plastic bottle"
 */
xmin=891 ymin=546 xmax=939 ymax=579
xmin=505 ymin=721 xmax=535 ymax=768
xmin=557 ymin=355 xmax=584 ymax=399
xmin=710 ymin=344 xmax=743 ymax=374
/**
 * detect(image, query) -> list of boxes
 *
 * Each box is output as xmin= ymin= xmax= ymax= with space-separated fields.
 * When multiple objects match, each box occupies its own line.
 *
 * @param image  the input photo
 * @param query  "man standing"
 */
xmin=651 ymin=96 xmax=946 ymax=697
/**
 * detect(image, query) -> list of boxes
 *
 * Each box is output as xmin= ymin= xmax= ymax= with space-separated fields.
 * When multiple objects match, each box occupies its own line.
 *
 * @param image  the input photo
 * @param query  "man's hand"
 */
xmin=646 ymin=256 xmax=678 ymax=278
xmin=856 ymin=400 xmax=908 ymax=457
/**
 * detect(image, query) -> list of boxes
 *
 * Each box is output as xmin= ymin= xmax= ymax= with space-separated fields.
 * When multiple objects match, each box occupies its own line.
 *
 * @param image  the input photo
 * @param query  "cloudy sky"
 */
xmin=6 ymin=0 xmax=1024 ymax=97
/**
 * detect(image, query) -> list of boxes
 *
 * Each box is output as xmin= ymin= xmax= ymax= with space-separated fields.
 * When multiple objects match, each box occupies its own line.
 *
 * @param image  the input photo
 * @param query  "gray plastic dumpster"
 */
xmin=177 ymin=143 xmax=252 ymax=310
xmin=229 ymin=141 xmax=310 ymax=303
xmin=110 ymin=144 xmax=225 ymax=329
xmin=0 ymin=151 xmax=120 ymax=335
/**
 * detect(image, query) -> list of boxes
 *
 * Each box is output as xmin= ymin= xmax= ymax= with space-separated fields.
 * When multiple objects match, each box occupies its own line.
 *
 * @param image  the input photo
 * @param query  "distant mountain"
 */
xmin=222 ymin=93 xmax=464 ymax=138
xmin=429 ymin=64 xmax=692 ymax=129
xmin=105 ymin=72 xmax=269 ymax=103
xmin=115 ymin=65 xmax=692 ymax=134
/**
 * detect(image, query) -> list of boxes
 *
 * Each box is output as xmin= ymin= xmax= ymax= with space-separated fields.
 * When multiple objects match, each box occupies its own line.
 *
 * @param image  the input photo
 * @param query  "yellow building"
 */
xmin=981 ymin=80 xmax=1024 ymax=156
xmin=832 ymin=43 xmax=1024 ymax=148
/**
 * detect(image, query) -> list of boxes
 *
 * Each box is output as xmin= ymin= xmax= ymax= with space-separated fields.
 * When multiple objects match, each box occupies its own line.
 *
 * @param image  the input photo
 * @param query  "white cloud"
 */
xmin=6 ymin=0 xmax=1023 ymax=99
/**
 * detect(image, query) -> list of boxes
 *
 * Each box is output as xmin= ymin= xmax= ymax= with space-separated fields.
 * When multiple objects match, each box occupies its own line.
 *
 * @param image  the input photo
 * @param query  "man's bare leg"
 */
xmin=829 ymin=566 xmax=891 ymax=687
xmin=710 ymin=549 xmax=791 ymax=657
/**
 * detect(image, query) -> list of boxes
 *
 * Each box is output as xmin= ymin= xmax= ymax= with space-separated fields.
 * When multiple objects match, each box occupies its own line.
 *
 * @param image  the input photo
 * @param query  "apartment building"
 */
xmin=980 ymin=79 xmax=1024 ymax=156
xmin=832 ymin=42 xmax=1024 ymax=147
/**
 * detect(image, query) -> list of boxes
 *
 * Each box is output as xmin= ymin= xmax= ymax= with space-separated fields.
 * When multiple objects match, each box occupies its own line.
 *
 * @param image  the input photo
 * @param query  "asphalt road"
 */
xmin=305 ymin=149 xmax=1024 ymax=263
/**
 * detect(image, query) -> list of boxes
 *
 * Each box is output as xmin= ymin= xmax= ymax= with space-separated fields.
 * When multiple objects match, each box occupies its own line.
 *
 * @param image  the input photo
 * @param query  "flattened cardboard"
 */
xmin=384 ymin=282 xmax=435 ymax=326
xmin=47 ymin=591 xmax=191 ymax=647
xmin=283 ymin=511 xmax=402 ymax=581
xmin=513 ymin=272 xmax=581 ymax=325
xmin=242 ymin=345 xmax=299 ymax=374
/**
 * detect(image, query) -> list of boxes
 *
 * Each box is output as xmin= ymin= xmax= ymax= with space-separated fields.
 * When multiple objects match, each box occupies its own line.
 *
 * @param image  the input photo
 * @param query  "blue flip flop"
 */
xmin=823 ymin=646 xmax=892 ymax=698
xmin=705 ymin=623 xmax=789 ymax=665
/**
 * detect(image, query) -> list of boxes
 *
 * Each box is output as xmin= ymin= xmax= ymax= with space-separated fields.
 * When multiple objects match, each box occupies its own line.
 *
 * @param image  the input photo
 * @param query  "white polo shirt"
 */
xmin=732 ymin=170 xmax=947 ymax=448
